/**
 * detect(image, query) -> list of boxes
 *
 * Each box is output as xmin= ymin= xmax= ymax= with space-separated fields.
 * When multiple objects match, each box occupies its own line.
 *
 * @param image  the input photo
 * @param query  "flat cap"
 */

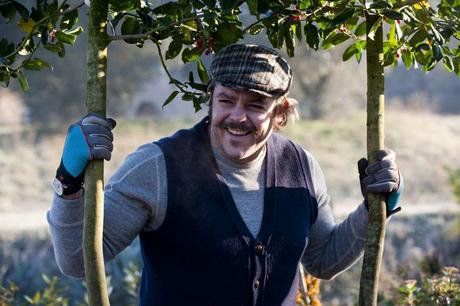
xmin=210 ymin=44 xmax=292 ymax=97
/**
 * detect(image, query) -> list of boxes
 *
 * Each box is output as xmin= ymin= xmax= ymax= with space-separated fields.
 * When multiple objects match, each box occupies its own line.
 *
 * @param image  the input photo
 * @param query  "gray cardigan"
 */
xmin=47 ymin=142 xmax=369 ymax=279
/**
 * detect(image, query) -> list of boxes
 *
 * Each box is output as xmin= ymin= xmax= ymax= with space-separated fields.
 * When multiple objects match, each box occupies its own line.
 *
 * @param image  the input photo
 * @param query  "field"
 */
xmin=0 ymin=108 xmax=459 ymax=304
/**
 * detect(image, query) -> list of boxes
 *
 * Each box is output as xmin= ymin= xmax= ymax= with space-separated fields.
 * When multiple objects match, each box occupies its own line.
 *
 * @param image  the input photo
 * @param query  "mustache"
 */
xmin=221 ymin=121 xmax=256 ymax=133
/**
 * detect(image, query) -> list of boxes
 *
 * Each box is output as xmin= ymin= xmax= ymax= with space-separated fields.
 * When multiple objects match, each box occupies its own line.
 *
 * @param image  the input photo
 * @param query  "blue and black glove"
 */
xmin=358 ymin=149 xmax=403 ymax=217
xmin=55 ymin=114 xmax=116 ymax=195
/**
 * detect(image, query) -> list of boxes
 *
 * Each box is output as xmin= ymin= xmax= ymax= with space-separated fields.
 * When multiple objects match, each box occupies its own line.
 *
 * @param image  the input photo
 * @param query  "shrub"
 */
xmin=398 ymin=266 xmax=460 ymax=305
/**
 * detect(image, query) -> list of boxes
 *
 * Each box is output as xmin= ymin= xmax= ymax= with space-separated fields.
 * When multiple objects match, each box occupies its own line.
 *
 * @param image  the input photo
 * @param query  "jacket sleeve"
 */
xmin=47 ymin=143 xmax=168 ymax=278
xmin=300 ymin=151 xmax=369 ymax=280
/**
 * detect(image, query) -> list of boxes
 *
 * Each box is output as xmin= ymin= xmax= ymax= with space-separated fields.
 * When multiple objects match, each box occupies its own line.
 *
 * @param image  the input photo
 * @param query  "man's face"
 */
xmin=209 ymin=84 xmax=280 ymax=164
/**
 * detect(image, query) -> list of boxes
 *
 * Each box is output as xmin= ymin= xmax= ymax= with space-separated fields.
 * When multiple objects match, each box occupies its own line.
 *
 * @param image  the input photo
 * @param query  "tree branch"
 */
xmin=152 ymin=40 xmax=187 ymax=93
xmin=108 ymin=16 xmax=200 ymax=41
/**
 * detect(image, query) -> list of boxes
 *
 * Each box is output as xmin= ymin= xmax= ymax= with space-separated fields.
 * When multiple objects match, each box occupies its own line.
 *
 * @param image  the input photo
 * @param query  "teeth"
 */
xmin=227 ymin=128 xmax=250 ymax=136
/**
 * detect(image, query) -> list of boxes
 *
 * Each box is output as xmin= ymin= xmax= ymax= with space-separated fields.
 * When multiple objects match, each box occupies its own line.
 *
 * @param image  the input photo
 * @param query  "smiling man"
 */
xmin=48 ymin=43 xmax=403 ymax=306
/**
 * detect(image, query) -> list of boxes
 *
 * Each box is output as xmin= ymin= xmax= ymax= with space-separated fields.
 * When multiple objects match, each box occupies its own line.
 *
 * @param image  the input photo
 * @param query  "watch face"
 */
xmin=53 ymin=178 xmax=63 ymax=196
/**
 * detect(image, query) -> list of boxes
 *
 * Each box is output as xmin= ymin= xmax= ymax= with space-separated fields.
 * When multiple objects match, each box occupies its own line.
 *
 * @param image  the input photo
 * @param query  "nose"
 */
xmin=229 ymin=103 xmax=247 ymax=122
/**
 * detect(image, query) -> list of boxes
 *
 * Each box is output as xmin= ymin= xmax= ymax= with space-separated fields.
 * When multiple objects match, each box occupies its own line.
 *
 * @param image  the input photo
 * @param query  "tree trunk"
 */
xmin=83 ymin=0 xmax=110 ymax=305
xmin=358 ymin=13 xmax=387 ymax=306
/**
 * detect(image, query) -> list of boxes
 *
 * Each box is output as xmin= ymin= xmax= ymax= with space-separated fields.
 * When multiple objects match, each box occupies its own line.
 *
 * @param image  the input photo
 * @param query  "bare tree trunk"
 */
xmin=358 ymin=13 xmax=387 ymax=306
xmin=83 ymin=0 xmax=110 ymax=304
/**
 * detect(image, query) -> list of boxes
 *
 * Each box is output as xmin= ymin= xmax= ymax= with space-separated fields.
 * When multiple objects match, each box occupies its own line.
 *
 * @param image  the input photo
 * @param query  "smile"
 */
xmin=226 ymin=128 xmax=251 ymax=136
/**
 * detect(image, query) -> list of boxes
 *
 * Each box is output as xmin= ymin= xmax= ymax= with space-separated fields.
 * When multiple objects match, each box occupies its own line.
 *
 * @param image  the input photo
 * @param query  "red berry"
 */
xmin=291 ymin=15 xmax=301 ymax=21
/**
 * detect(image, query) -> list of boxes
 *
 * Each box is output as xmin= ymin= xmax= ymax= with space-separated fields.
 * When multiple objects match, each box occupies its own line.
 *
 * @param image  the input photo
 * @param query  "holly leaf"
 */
xmin=330 ymin=8 xmax=355 ymax=27
xmin=12 ymin=1 xmax=29 ymax=21
xmin=166 ymin=38 xmax=183 ymax=59
xmin=22 ymin=58 xmax=53 ymax=70
xmin=60 ymin=9 xmax=78 ymax=30
xmin=304 ymin=23 xmax=319 ymax=50
xmin=55 ymin=30 xmax=77 ymax=45
xmin=18 ymin=71 xmax=29 ymax=91
xmin=162 ymin=90 xmax=179 ymax=108
xmin=197 ymin=59 xmax=209 ymax=84
xmin=182 ymin=47 xmax=202 ymax=63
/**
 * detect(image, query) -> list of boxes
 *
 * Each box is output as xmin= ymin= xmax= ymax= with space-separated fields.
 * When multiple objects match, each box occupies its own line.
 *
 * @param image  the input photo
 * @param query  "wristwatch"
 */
xmin=52 ymin=176 xmax=83 ymax=196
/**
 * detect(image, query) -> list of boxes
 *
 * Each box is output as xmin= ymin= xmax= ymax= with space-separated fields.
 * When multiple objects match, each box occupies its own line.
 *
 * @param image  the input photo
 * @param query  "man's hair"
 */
xmin=206 ymin=82 xmax=299 ymax=131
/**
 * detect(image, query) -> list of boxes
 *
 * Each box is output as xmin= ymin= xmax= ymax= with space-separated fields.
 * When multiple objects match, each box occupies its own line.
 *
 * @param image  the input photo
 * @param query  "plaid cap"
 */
xmin=210 ymin=44 xmax=292 ymax=97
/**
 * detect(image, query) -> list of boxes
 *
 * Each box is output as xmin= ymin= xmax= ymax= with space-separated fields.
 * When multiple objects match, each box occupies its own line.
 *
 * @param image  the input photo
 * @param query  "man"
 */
xmin=49 ymin=43 xmax=402 ymax=305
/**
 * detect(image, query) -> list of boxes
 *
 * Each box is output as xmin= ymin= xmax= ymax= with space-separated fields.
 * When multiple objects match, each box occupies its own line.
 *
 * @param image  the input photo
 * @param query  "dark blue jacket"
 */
xmin=139 ymin=117 xmax=318 ymax=306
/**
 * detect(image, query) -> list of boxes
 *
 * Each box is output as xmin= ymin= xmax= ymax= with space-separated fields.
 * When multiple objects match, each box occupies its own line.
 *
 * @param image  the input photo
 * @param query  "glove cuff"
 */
xmin=363 ymin=200 xmax=402 ymax=218
xmin=56 ymin=160 xmax=84 ymax=195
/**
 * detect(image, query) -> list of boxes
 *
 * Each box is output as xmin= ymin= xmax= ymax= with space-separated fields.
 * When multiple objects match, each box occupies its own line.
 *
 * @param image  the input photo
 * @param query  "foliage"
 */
xmin=297 ymin=272 xmax=322 ymax=306
xmin=448 ymin=168 xmax=460 ymax=204
xmin=1 ymin=0 xmax=459 ymax=110
xmin=398 ymin=266 xmax=460 ymax=306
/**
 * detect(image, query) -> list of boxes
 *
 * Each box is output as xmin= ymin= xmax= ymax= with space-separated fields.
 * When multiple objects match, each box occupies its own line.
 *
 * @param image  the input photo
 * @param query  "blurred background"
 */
xmin=1 ymin=5 xmax=459 ymax=305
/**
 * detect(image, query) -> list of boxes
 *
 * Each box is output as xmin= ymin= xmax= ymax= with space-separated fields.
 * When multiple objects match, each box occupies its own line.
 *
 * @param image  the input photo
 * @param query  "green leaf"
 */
xmin=182 ymin=47 xmax=202 ymax=63
xmin=166 ymin=38 xmax=183 ymax=60
xmin=109 ymin=0 xmax=140 ymax=11
xmin=22 ymin=58 xmax=52 ymax=70
xmin=442 ymin=56 xmax=454 ymax=72
xmin=197 ymin=59 xmax=209 ymax=84
xmin=342 ymin=43 xmax=358 ymax=61
xmin=382 ymin=10 xmax=404 ymax=20
xmin=12 ymin=1 xmax=29 ymax=21
xmin=55 ymin=30 xmax=77 ymax=45
xmin=330 ymin=8 xmax=355 ymax=27
xmin=182 ymin=92 xmax=194 ymax=101
xmin=401 ymin=49 xmax=413 ymax=69
xmin=44 ymin=44 xmax=65 ymax=57
xmin=248 ymin=24 xmax=265 ymax=35
xmin=247 ymin=0 xmax=258 ymax=15
xmin=408 ymin=27 xmax=428 ymax=47
xmin=60 ymin=9 xmax=78 ymax=30
xmin=0 ymin=3 xmax=16 ymax=22
xmin=193 ymin=96 xmax=202 ymax=112
xmin=415 ymin=42 xmax=430 ymax=52
xmin=304 ymin=23 xmax=319 ymax=50
xmin=214 ymin=22 xmax=244 ymax=49
xmin=220 ymin=0 xmax=240 ymax=10
xmin=322 ymin=32 xmax=349 ymax=49
xmin=293 ymin=22 xmax=302 ymax=42
xmin=68 ymin=26 xmax=84 ymax=36
xmin=432 ymin=43 xmax=443 ymax=62
xmin=369 ymin=1 xmax=392 ymax=9
xmin=121 ymin=16 xmax=143 ymax=44
xmin=388 ymin=23 xmax=397 ymax=46
xmin=285 ymin=24 xmax=295 ymax=57
xmin=18 ymin=71 xmax=29 ymax=91
xmin=0 ymin=38 xmax=9 ymax=56
xmin=162 ymin=91 xmax=179 ymax=108
xmin=0 ymin=70 xmax=10 ymax=87
xmin=354 ymin=21 xmax=366 ymax=37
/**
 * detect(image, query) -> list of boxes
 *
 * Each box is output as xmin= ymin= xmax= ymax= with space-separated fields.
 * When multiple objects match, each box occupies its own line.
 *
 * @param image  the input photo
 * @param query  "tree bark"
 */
xmin=358 ymin=13 xmax=387 ymax=306
xmin=83 ymin=0 xmax=110 ymax=305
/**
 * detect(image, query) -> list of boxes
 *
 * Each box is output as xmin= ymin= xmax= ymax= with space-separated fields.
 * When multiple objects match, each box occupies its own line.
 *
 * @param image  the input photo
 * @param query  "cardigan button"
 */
xmin=254 ymin=280 xmax=260 ymax=289
xmin=255 ymin=244 xmax=265 ymax=255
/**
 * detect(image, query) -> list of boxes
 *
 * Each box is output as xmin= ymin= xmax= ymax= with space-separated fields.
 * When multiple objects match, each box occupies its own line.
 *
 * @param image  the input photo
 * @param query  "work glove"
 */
xmin=358 ymin=149 xmax=403 ymax=217
xmin=55 ymin=114 xmax=116 ymax=195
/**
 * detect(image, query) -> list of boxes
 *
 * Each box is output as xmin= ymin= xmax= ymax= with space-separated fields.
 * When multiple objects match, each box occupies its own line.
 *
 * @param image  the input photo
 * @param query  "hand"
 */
xmin=358 ymin=149 xmax=403 ymax=216
xmin=55 ymin=114 xmax=116 ymax=195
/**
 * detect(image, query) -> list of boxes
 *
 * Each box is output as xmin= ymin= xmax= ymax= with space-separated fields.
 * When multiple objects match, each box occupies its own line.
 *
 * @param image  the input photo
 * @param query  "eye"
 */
xmin=219 ymin=99 xmax=233 ymax=104
xmin=249 ymin=103 xmax=265 ymax=110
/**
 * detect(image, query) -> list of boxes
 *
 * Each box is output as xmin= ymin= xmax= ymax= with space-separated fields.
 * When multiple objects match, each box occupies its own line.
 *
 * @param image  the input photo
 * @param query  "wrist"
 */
xmin=54 ymin=160 xmax=84 ymax=196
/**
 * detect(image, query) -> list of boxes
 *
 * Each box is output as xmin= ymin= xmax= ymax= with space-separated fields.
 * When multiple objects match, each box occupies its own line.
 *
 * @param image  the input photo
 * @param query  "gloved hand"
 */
xmin=358 ymin=149 xmax=403 ymax=217
xmin=55 ymin=114 xmax=116 ymax=195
